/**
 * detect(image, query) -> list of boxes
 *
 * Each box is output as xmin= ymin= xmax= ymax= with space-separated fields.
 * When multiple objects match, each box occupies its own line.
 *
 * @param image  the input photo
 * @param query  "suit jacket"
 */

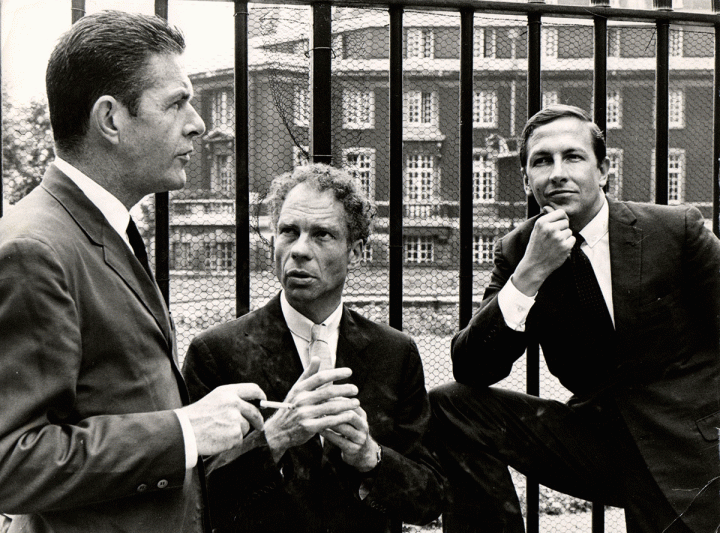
xmin=0 ymin=166 xmax=208 ymax=533
xmin=182 ymin=294 xmax=445 ymax=533
xmin=452 ymin=197 xmax=720 ymax=531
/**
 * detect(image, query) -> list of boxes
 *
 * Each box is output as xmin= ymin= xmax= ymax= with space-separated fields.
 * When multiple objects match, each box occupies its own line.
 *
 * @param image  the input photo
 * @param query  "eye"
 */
xmin=315 ymin=230 xmax=333 ymax=241
xmin=531 ymin=156 xmax=550 ymax=167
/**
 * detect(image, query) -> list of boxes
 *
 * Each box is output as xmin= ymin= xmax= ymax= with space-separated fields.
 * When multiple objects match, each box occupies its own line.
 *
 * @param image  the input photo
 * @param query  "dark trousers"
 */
xmin=429 ymin=383 xmax=691 ymax=533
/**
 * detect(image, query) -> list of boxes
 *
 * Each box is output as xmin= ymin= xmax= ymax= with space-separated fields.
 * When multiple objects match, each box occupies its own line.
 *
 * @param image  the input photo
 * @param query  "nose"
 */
xmin=549 ymin=157 xmax=566 ymax=182
xmin=290 ymin=232 xmax=312 ymax=259
xmin=185 ymin=104 xmax=206 ymax=138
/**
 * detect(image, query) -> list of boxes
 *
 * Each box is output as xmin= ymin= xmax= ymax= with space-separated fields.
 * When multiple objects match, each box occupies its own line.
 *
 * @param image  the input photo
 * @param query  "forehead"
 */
xmin=278 ymin=182 xmax=347 ymax=228
xmin=526 ymin=116 xmax=595 ymax=157
xmin=141 ymin=53 xmax=192 ymax=96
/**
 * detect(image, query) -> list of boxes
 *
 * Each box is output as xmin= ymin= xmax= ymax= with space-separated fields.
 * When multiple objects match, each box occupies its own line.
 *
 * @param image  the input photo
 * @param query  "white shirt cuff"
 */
xmin=497 ymin=276 xmax=536 ymax=332
xmin=174 ymin=409 xmax=198 ymax=470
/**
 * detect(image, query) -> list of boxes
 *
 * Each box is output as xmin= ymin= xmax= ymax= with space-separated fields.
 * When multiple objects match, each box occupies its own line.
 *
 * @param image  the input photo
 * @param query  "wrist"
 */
xmin=357 ymin=440 xmax=382 ymax=473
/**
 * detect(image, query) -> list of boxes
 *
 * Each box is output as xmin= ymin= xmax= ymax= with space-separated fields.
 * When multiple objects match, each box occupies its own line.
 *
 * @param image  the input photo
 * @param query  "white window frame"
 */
xmin=608 ymin=27 xmax=621 ymax=58
xmin=473 ymin=235 xmax=495 ymax=265
xmin=669 ymin=89 xmax=685 ymax=129
xmin=204 ymin=241 xmax=235 ymax=272
xmin=472 ymin=151 xmax=497 ymax=203
xmin=293 ymin=85 xmax=310 ymax=127
xmin=211 ymin=153 xmax=233 ymax=194
xmin=650 ymin=148 xmax=686 ymax=205
xmin=404 ymin=235 xmax=434 ymax=264
xmin=542 ymin=27 xmax=558 ymax=58
xmin=171 ymin=241 xmax=193 ymax=271
xmin=472 ymin=90 xmax=498 ymax=128
xmin=473 ymin=28 xmax=496 ymax=59
xmin=606 ymin=89 xmax=622 ymax=129
xmin=405 ymin=154 xmax=435 ymax=204
xmin=407 ymin=28 xmax=435 ymax=59
xmin=669 ymin=28 xmax=683 ymax=57
xmin=404 ymin=90 xmax=438 ymax=127
xmin=342 ymin=89 xmax=375 ymax=129
xmin=605 ymin=148 xmax=623 ymax=200
xmin=543 ymin=90 xmax=560 ymax=108
xmin=342 ymin=148 xmax=376 ymax=199
xmin=210 ymin=89 xmax=232 ymax=132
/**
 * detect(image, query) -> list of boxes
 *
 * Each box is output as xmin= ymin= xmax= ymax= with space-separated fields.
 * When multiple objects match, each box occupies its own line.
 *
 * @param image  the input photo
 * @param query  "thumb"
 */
xmin=229 ymin=382 xmax=266 ymax=402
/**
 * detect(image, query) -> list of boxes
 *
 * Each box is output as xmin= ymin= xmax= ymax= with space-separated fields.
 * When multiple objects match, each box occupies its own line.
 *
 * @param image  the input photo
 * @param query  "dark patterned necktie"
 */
xmin=570 ymin=234 xmax=613 ymax=327
xmin=126 ymin=218 xmax=152 ymax=278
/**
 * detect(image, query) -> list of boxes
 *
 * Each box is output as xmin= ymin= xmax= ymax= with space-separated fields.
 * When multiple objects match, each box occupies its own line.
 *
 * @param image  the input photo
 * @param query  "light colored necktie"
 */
xmin=309 ymin=323 xmax=333 ymax=372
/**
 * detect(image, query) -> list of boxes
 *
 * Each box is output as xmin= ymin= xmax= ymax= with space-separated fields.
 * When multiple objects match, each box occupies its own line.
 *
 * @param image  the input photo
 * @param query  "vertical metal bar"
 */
xmin=655 ymin=18 xmax=670 ymax=205
xmin=593 ymin=16 xmax=608 ymax=133
xmin=459 ymin=10 xmax=474 ymax=329
xmin=71 ymin=0 xmax=85 ymax=23
xmin=526 ymin=14 xmax=542 ymax=533
xmin=0 ymin=7 xmax=3 ymax=220
xmin=311 ymin=4 xmax=332 ymax=164
xmin=155 ymin=0 xmax=170 ymax=306
xmin=389 ymin=6 xmax=404 ymax=331
xmin=714 ymin=19 xmax=720 ymax=236
xmin=235 ymin=0 xmax=251 ymax=317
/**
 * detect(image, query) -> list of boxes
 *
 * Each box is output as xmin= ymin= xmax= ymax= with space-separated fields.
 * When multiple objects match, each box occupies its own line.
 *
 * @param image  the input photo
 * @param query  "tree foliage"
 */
xmin=2 ymin=93 xmax=54 ymax=205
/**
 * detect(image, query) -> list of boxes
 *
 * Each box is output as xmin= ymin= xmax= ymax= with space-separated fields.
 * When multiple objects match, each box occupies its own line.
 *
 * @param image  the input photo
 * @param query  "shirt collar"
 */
xmin=280 ymin=291 xmax=343 ymax=342
xmin=578 ymin=195 xmax=609 ymax=249
xmin=53 ymin=157 xmax=130 ymax=244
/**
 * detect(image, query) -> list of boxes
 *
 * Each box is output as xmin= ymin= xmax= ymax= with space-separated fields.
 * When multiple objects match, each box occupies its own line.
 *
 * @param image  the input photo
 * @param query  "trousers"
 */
xmin=429 ymin=383 xmax=692 ymax=533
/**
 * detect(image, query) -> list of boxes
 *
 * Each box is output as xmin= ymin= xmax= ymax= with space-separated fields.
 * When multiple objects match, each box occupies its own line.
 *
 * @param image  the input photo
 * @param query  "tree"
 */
xmin=2 ymin=92 xmax=54 ymax=205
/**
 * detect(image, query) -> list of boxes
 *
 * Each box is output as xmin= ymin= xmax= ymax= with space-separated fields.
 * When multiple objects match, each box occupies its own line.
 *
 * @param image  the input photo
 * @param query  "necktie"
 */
xmin=309 ymin=323 xmax=334 ymax=372
xmin=127 ymin=218 xmax=152 ymax=278
xmin=570 ymin=234 xmax=612 ymax=327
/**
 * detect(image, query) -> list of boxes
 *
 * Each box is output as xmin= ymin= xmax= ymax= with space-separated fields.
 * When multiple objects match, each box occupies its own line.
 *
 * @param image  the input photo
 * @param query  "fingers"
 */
xmin=229 ymin=382 xmax=267 ymax=402
xmin=239 ymin=399 xmax=265 ymax=433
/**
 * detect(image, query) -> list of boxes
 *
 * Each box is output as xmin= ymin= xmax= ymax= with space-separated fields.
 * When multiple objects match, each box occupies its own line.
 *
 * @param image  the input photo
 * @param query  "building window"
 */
xmin=473 ymin=28 xmax=496 ymax=59
xmin=606 ymin=148 xmax=623 ymax=199
xmin=293 ymin=146 xmax=310 ymax=168
xmin=170 ymin=241 xmax=193 ymax=270
xmin=404 ymin=91 xmax=438 ymax=127
xmin=204 ymin=242 xmax=235 ymax=272
xmin=343 ymin=148 xmax=375 ymax=198
xmin=608 ymin=28 xmax=621 ymax=58
xmin=669 ymin=29 xmax=683 ymax=57
xmin=669 ymin=89 xmax=685 ymax=129
xmin=211 ymin=153 xmax=233 ymax=194
xmin=405 ymin=154 xmax=435 ymax=217
xmin=404 ymin=236 xmax=434 ymax=263
xmin=342 ymin=89 xmax=375 ymax=129
xmin=361 ymin=244 xmax=373 ymax=263
xmin=650 ymin=149 xmax=685 ymax=205
xmin=473 ymin=235 xmax=494 ymax=265
xmin=542 ymin=27 xmax=558 ymax=58
xmin=473 ymin=90 xmax=498 ymax=128
xmin=407 ymin=28 xmax=434 ymax=58
xmin=210 ymin=89 xmax=233 ymax=132
xmin=294 ymin=85 xmax=310 ymax=127
xmin=607 ymin=89 xmax=622 ymax=129
xmin=543 ymin=90 xmax=560 ymax=108
xmin=332 ymin=34 xmax=343 ymax=59
xmin=473 ymin=152 xmax=497 ymax=203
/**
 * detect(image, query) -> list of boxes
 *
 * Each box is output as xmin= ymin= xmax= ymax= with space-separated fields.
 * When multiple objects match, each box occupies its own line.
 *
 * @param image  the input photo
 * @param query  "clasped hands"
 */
xmin=264 ymin=356 xmax=380 ymax=472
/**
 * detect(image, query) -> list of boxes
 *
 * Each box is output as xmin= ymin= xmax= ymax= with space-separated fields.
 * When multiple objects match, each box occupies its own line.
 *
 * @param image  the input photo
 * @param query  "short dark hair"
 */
xmin=268 ymin=163 xmax=376 ymax=245
xmin=519 ymin=104 xmax=607 ymax=170
xmin=46 ymin=10 xmax=186 ymax=155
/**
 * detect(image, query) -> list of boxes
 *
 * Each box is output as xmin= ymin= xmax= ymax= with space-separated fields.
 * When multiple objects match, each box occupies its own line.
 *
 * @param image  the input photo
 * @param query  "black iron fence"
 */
xmin=2 ymin=0 xmax=720 ymax=531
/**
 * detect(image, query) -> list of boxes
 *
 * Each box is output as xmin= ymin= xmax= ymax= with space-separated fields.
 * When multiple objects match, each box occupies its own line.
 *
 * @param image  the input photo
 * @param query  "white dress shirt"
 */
xmin=53 ymin=158 xmax=198 ymax=470
xmin=280 ymin=291 xmax=343 ymax=369
xmin=498 ymin=197 xmax=615 ymax=331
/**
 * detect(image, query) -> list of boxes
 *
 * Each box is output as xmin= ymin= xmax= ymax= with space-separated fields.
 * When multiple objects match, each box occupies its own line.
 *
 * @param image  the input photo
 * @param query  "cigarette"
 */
xmin=252 ymin=399 xmax=295 ymax=410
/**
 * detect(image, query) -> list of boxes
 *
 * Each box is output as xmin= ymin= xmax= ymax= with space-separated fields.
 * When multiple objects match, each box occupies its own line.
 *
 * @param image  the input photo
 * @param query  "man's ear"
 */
xmin=522 ymin=171 xmax=533 ymax=196
xmin=598 ymin=157 xmax=610 ymax=189
xmin=90 ymin=95 xmax=122 ymax=145
xmin=347 ymin=239 xmax=364 ymax=269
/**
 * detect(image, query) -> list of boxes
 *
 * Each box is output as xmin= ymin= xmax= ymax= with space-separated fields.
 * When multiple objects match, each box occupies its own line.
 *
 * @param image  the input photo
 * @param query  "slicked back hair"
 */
xmin=519 ymin=104 xmax=607 ymax=170
xmin=268 ymin=163 xmax=377 ymax=246
xmin=46 ymin=10 xmax=185 ymax=155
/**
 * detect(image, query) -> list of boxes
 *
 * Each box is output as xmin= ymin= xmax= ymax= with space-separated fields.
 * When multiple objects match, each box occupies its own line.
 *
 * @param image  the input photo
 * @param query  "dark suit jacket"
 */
xmin=183 ymin=294 xmax=445 ymax=533
xmin=452 ymin=198 xmax=720 ymax=531
xmin=0 ymin=166 xmax=208 ymax=533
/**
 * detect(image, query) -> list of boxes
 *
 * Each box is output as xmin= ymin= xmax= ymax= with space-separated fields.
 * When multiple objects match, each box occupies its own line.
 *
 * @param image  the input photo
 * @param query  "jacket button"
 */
xmin=157 ymin=479 xmax=169 ymax=489
xmin=137 ymin=483 xmax=148 ymax=492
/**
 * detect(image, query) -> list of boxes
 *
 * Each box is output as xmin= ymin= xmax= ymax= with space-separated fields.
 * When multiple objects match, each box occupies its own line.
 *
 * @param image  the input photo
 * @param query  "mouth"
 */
xmin=176 ymin=150 xmax=193 ymax=162
xmin=286 ymin=269 xmax=314 ymax=280
xmin=546 ymin=190 xmax=576 ymax=199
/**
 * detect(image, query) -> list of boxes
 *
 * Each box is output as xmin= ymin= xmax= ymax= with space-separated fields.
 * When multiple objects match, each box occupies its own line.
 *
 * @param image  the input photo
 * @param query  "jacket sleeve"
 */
xmin=0 ymin=237 xmax=187 ymax=514
xmin=450 ymin=234 xmax=531 ymax=387
xmin=359 ymin=337 xmax=446 ymax=526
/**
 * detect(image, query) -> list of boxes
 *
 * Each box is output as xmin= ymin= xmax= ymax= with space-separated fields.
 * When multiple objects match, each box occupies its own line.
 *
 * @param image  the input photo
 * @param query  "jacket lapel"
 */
xmin=335 ymin=307 xmax=371 ymax=387
xmin=41 ymin=165 xmax=174 ymax=349
xmin=607 ymin=199 xmax=642 ymax=338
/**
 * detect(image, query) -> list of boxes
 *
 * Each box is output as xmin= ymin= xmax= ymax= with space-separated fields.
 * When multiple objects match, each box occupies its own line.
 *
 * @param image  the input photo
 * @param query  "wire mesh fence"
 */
xmin=2 ymin=1 xmax=718 ymax=531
